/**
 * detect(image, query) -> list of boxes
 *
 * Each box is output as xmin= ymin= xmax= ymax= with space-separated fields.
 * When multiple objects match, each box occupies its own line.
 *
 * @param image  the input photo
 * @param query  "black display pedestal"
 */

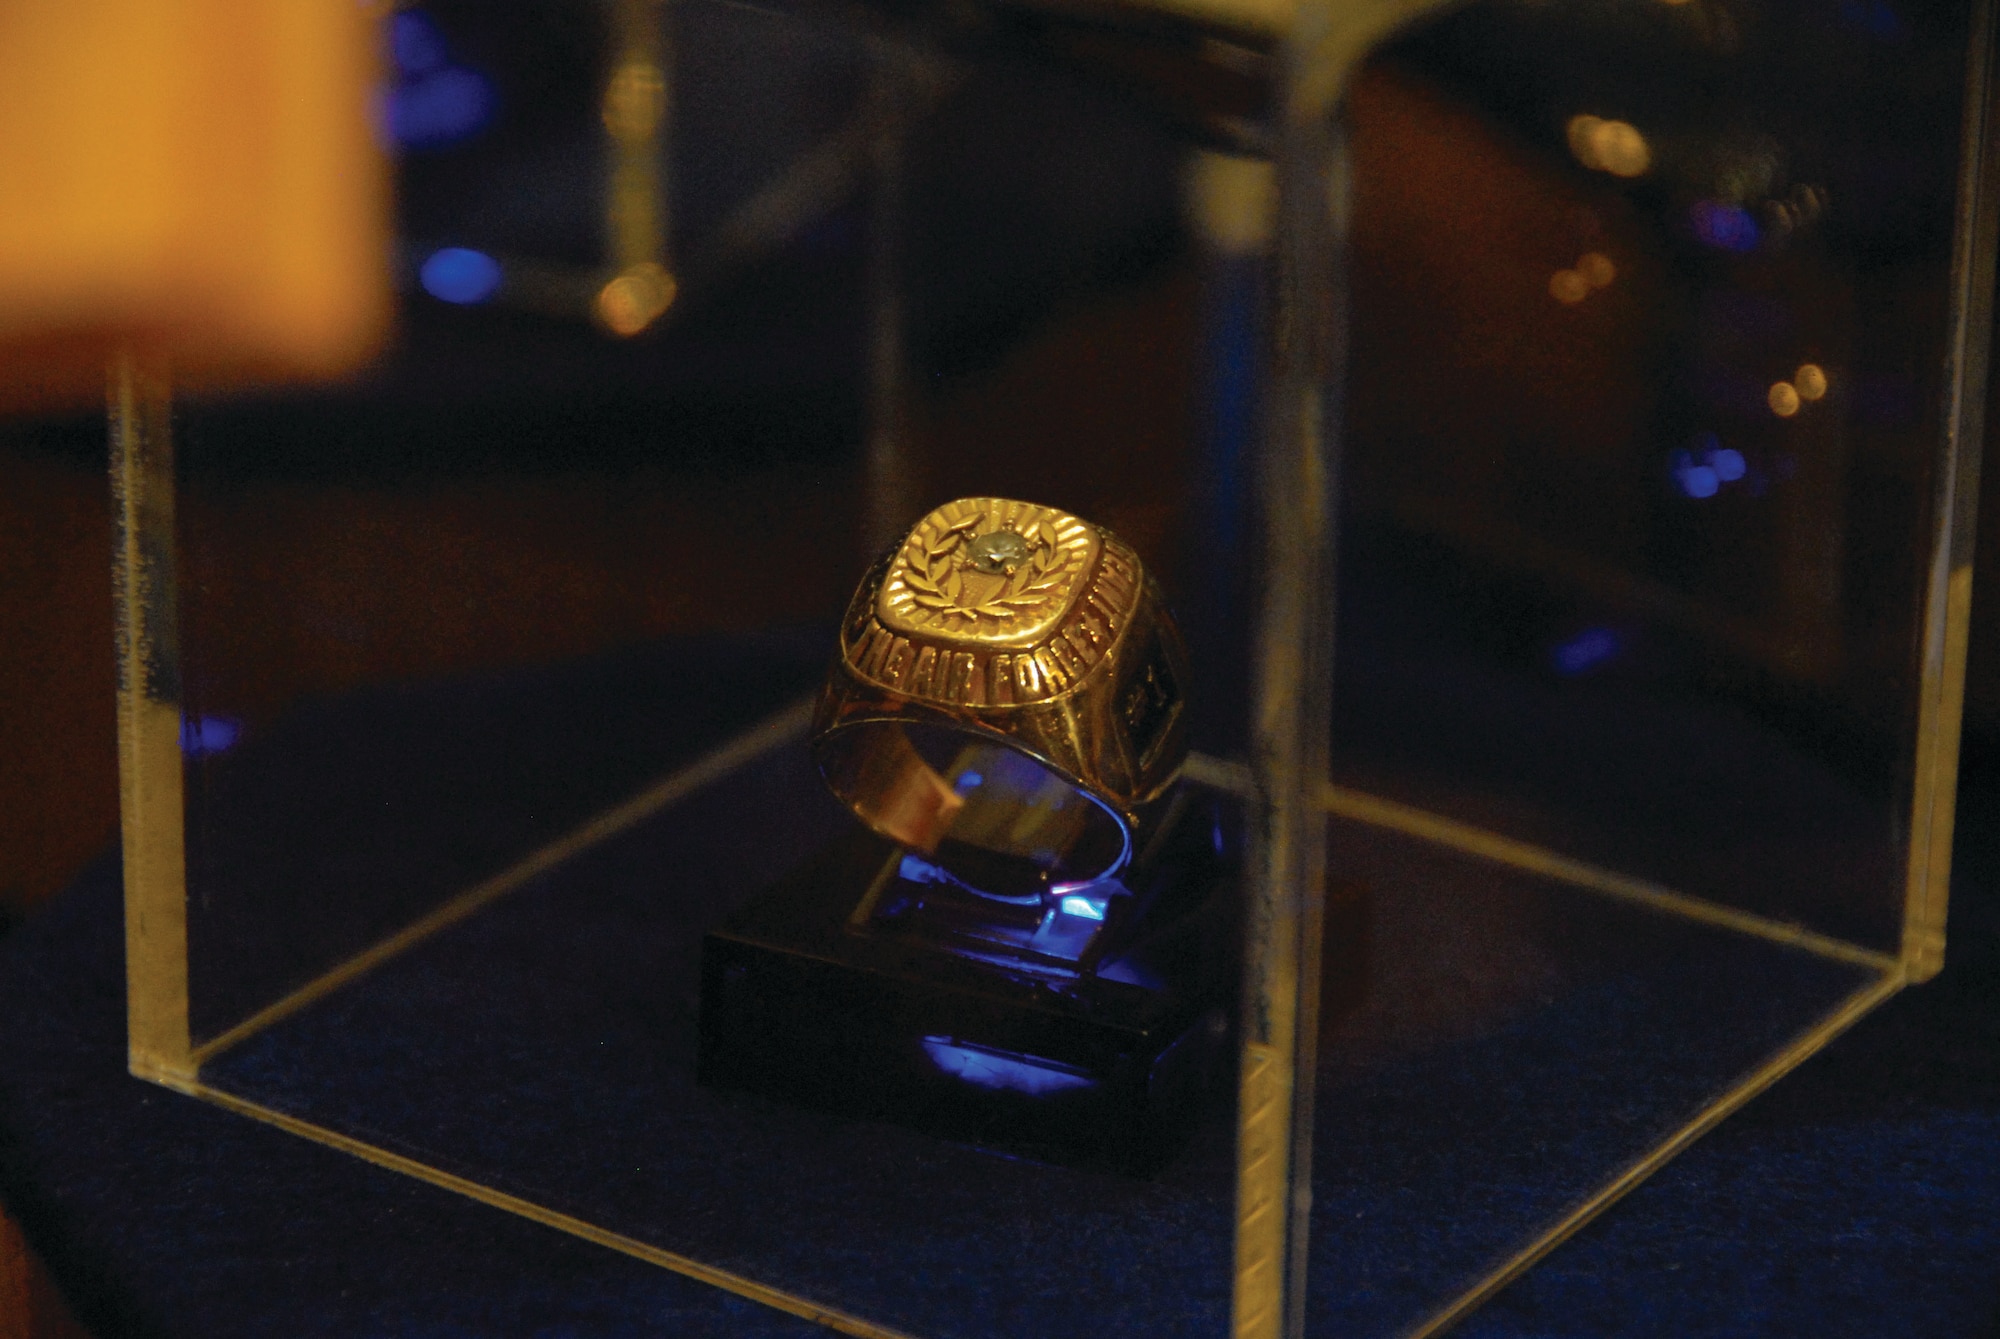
xmin=699 ymin=803 xmax=1240 ymax=1174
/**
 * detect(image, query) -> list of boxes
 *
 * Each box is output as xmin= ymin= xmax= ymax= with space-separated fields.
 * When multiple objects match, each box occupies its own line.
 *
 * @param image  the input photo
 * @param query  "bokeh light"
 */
xmin=179 ymin=715 xmax=242 ymax=758
xmin=603 ymin=62 xmax=667 ymax=142
xmin=1691 ymin=200 xmax=1761 ymax=252
xmin=1552 ymin=627 xmax=1623 ymax=676
xmin=380 ymin=10 xmax=494 ymax=150
xmin=1842 ymin=0 xmax=1907 ymax=38
xmin=1769 ymin=381 xmax=1802 ymax=417
xmin=1796 ymin=363 xmax=1829 ymax=400
xmin=595 ymin=262 xmax=678 ymax=336
xmin=1681 ymin=463 xmax=1721 ymax=497
xmin=420 ymin=247 xmax=502 ymax=304
xmin=391 ymin=12 xmax=448 ymax=75
xmin=1566 ymin=115 xmax=1651 ymax=178
xmin=1549 ymin=269 xmax=1590 ymax=304
xmin=1670 ymin=434 xmax=1755 ymax=499
xmin=1577 ymin=252 xmax=1616 ymax=287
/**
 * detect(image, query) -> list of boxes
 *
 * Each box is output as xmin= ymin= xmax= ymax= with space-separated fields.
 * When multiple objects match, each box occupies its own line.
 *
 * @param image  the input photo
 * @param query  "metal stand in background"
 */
xmin=862 ymin=48 xmax=915 ymax=558
xmin=599 ymin=0 xmax=679 ymax=336
xmin=1185 ymin=150 xmax=1274 ymax=757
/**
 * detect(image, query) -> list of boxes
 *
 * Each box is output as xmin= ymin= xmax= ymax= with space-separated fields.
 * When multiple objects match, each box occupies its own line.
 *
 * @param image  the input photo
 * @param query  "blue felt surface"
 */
xmin=1460 ymin=780 xmax=2000 ymax=1338
xmin=3 ymin=642 xmax=1998 ymax=1335
xmin=184 ymin=716 xmax=1874 ymax=1338
xmin=0 ymin=854 xmax=838 ymax=1339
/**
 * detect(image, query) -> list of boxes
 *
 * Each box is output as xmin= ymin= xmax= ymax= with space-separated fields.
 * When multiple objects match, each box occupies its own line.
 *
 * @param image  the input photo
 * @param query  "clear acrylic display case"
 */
xmin=110 ymin=0 xmax=1995 ymax=1334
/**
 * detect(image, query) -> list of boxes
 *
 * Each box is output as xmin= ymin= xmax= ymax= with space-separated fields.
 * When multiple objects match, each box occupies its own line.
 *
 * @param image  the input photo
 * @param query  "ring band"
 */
xmin=811 ymin=496 xmax=1189 ymax=892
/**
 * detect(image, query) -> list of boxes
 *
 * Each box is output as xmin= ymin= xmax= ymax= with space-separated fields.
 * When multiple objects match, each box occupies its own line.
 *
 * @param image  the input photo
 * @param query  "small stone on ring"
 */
xmin=966 ymin=530 xmax=1030 ymax=574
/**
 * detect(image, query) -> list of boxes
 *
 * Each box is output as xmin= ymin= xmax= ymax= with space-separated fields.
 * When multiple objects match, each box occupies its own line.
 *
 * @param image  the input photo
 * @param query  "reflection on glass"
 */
xmin=1342 ymin=0 xmax=1970 ymax=950
xmin=73 ymin=0 xmax=1983 ymax=1330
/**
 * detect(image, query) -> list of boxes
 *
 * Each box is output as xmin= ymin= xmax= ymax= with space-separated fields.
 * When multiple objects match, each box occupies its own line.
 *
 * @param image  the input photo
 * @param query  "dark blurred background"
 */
xmin=3 ymin=0 xmax=1989 ymax=927
xmin=0 ymin=0 xmax=1995 ymax=1326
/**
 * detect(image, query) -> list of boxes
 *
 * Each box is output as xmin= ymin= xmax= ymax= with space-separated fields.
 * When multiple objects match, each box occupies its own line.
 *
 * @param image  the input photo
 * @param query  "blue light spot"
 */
xmin=921 ymin=1037 xmax=1097 ymax=1096
xmin=377 ymin=12 xmax=494 ymax=150
xmin=1691 ymin=200 xmax=1761 ymax=253
xmin=1551 ymin=627 xmax=1622 ymax=677
xmin=897 ymin=853 xmax=950 ymax=884
xmin=1673 ymin=434 xmax=1746 ymax=496
xmin=421 ymin=248 xmax=501 ymax=304
xmin=1059 ymin=894 xmax=1107 ymax=921
xmin=391 ymin=12 xmax=450 ymax=75
xmin=1098 ymin=956 xmax=1165 ymax=989
xmin=953 ymin=770 xmax=983 ymax=791
xmin=1841 ymin=0 xmax=1906 ymax=38
xmin=179 ymin=715 xmax=242 ymax=757
xmin=1669 ymin=448 xmax=1724 ymax=498
xmin=384 ymin=66 xmax=494 ymax=148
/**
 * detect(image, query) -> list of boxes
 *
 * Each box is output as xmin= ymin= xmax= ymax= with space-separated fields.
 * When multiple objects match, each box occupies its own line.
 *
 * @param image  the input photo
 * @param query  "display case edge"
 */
xmin=1905 ymin=0 xmax=2000 ymax=983
xmin=110 ymin=352 xmax=193 ymax=1084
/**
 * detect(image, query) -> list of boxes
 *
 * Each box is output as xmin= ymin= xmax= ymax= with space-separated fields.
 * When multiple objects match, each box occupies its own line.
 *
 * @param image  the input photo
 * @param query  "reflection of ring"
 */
xmin=812 ymin=496 xmax=1189 ymax=894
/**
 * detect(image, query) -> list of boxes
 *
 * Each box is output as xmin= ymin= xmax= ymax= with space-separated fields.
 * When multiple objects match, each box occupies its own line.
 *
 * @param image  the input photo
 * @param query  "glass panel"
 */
xmin=1299 ymin=0 xmax=1976 ymax=1328
xmin=175 ymin=3 xmax=1244 ymax=1335
xmin=174 ymin=0 xmax=876 ymax=1044
xmin=1334 ymin=0 xmax=1975 ymax=952
xmin=93 ymin=0 xmax=1979 ymax=1331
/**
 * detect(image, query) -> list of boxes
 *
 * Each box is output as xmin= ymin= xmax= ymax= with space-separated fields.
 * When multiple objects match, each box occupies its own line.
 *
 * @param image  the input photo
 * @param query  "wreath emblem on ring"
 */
xmin=901 ymin=512 xmax=1069 ymax=623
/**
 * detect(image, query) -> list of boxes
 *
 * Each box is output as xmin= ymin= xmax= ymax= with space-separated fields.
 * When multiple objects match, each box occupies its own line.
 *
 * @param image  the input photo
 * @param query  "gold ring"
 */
xmin=812 ymin=496 xmax=1189 ymax=894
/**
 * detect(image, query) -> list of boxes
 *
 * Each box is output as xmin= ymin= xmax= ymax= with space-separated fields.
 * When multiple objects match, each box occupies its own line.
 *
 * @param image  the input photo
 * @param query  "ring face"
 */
xmin=855 ymin=497 xmax=1140 ymax=709
xmin=815 ymin=496 xmax=1189 ymax=883
xmin=878 ymin=499 xmax=1100 ymax=651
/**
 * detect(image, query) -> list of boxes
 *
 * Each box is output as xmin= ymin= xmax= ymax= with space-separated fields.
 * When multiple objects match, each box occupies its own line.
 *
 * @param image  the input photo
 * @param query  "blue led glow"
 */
xmin=1670 ymin=434 xmax=1754 ymax=499
xmin=384 ymin=67 xmax=494 ymax=148
xmin=897 ymin=853 xmax=948 ymax=884
xmin=1691 ymin=201 xmax=1760 ymax=253
xmin=1551 ymin=627 xmax=1621 ymax=677
xmin=391 ymin=12 xmax=449 ymax=75
xmin=921 ymin=1038 xmax=1097 ymax=1096
xmin=179 ymin=715 xmax=242 ymax=758
xmin=1841 ymin=0 xmax=1906 ymax=38
xmin=379 ymin=11 xmax=494 ymax=149
xmin=954 ymin=770 xmax=984 ymax=791
xmin=1059 ymin=894 xmax=1107 ymax=921
xmin=420 ymin=248 xmax=502 ymax=304
xmin=1669 ymin=444 xmax=1728 ymax=499
xmin=1098 ymin=956 xmax=1165 ymax=990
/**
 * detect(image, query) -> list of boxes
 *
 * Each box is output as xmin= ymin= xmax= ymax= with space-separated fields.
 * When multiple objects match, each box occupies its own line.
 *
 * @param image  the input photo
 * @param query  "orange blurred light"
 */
xmin=1549 ymin=270 xmax=1590 ymax=304
xmin=1566 ymin=115 xmax=1651 ymax=178
xmin=1795 ymin=363 xmax=1828 ymax=400
xmin=603 ymin=62 xmax=667 ymax=142
xmin=0 ymin=0 xmax=391 ymax=408
xmin=1769 ymin=381 xmax=1802 ymax=417
xmin=1577 ymin=251 xmax=1616 ymax=287
xmin=1566 ymin=116 xmax=1604 ymax=165
xmin=595 ymin=262 xmax=677 ymax=337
